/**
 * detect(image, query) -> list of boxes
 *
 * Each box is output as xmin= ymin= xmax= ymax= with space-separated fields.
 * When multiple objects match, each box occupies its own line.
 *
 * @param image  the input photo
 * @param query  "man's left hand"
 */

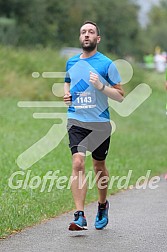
xmin=89 ymin=71 xmax=103 ymax=90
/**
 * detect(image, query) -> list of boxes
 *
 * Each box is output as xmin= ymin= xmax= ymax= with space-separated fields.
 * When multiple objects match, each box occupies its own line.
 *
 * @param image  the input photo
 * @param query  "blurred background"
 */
xmin=0 ymin=0 xmax=166 ymax=57
xmin=0 ymin=0 xmax=166 ymax=238
xmin=0 ymin=0 xmax=167 ymax=99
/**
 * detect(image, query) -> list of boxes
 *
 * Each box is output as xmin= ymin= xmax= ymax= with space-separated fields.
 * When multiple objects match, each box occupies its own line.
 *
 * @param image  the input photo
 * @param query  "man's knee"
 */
xmin=72 ymin=153 xmax=85 ymax=173
xmin=93 ymin=159 xmax=106 ymax=173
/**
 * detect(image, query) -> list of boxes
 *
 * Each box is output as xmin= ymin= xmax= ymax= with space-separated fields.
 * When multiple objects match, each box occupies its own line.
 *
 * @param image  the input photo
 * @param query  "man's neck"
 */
xmin=80 ymin=48 xmax=97 ymax=59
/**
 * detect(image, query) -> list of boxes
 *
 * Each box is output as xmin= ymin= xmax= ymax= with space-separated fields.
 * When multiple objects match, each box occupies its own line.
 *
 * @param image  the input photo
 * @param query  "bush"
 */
xmin=0 ymin=17 xmax=18 ymax=45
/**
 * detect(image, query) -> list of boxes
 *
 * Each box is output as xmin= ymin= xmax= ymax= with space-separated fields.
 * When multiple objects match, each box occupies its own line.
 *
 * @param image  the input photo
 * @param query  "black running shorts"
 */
xmin=67 ymin=119 xmax=112 ymax=161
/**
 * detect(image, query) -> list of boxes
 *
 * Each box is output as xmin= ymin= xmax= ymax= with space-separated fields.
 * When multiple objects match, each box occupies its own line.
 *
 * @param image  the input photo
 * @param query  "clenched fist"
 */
xmin=89 ymin=71 xmax=104 ymax=90
xmin=63 ymin=92 xmax=72 ymax=105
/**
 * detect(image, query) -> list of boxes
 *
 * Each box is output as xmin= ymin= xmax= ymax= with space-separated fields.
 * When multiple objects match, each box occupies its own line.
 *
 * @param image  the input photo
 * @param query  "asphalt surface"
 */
xmin=0 ymin=176 xmax=167 ymax=252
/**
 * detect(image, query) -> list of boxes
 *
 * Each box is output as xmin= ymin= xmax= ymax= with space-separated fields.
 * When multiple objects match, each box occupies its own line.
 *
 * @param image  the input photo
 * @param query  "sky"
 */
xmin=136 ymin=0 xmax=160 ymax=27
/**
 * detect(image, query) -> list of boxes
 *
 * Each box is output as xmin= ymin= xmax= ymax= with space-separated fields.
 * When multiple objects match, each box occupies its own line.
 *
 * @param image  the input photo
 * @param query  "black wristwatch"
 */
xmin=99 ymin=84 xmax=105 ymax=91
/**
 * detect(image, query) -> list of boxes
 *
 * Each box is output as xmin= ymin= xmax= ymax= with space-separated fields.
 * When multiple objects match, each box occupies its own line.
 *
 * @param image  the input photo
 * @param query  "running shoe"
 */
xmin=94 ymin=200 xmax=109 ymax=230
xmin=69 ymin=211 xmax=88 ymax=231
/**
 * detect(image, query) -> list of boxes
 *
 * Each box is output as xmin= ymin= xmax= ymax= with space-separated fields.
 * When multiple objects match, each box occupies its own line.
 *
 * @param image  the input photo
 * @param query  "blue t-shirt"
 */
xmin=65 ymin=51 xmax=121 ymax=122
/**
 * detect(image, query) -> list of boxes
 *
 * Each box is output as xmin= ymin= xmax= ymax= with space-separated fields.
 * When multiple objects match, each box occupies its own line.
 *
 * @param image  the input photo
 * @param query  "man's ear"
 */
xmin=97 ymin=36 xmax=101 ymax=44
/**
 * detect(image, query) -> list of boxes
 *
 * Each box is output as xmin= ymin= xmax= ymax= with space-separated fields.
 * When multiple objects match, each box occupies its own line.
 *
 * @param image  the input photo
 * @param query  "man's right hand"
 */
xmin=63 ymin=92 xmax=72 ymax=105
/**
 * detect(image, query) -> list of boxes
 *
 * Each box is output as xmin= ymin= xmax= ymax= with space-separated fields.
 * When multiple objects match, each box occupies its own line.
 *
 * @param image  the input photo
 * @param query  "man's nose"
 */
xmin=85 ymin=31 xmax=89 ymax=36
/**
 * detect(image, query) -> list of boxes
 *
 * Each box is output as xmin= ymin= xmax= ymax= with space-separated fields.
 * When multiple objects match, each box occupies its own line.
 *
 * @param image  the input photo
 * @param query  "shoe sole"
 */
xmin=69 ymin=223 xmax=88 ymax=231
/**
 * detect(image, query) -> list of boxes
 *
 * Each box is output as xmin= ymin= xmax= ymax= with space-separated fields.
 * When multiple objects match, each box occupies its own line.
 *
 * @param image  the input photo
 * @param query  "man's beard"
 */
xmin=81 ymin=39 xmax=97 ymax=52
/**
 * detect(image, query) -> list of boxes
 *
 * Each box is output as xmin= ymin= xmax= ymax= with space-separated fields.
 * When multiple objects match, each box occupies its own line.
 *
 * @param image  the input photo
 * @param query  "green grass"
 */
xmin=0 ymin=45 xmax=66 ymax=100
xmin=0 ymin=46 xmax=167 ymax=238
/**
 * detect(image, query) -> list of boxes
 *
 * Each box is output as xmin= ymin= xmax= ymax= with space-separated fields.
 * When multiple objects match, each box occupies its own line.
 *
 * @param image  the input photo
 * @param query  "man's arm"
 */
xmin=100 ymin=84 xmax=124 ymax=102
xmin=63 ymin=82 xmax=72 ymax=105
xmin=64 ymin=82 xmax=70 ymax=94
xmin=89 ymin=71 xmax=124 ymax=102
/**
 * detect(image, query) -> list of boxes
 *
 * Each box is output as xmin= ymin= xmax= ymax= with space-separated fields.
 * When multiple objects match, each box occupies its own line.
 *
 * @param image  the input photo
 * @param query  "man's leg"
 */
xmin=71 ymin=153 xmax=87 ymax=211
xmin=92 ymin=159 xmax=109 ymax=203
xmin=93 ymin=158 xmax=110 ymax=229
xmin=69 ymin=152 xmax=88 ymax=230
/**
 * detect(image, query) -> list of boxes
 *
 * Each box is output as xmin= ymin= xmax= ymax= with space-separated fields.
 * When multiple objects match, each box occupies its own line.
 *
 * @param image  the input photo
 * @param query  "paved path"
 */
xmin=0 ymin=176 xmax=167 ymax=252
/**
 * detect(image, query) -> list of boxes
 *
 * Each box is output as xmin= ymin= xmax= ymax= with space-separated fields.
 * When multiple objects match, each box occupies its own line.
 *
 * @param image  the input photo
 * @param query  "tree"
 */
xmin=0 ymin=0 xmax=142 ymax=57
xmin=144 ymin=0 xmax=167 ymax=52
xmin=0 ymin=17 xmax=18 ymax=45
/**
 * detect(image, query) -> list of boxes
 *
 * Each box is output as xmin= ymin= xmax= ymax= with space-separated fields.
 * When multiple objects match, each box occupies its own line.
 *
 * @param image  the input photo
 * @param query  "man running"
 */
xmin=64 ymin=21 xmax=124 ymax=231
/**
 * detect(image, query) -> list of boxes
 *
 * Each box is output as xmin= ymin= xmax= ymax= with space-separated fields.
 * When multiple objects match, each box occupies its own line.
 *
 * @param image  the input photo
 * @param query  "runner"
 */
xmin=63 ymin=21 xmax=124 ymax=231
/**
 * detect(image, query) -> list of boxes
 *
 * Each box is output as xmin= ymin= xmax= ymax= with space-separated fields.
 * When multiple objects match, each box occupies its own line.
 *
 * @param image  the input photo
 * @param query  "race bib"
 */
xmin=72 ymin=91 xmax=96 ymax=109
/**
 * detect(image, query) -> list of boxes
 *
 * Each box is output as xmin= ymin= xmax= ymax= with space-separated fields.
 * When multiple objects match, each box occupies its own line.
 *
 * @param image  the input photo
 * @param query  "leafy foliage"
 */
xmin=137 ymin=0 xmax=167 ymax=54
xmin=0 ymin=0 xmax=166 ymax=56
xmin=0 ymin=0 xmax=140 ymax=56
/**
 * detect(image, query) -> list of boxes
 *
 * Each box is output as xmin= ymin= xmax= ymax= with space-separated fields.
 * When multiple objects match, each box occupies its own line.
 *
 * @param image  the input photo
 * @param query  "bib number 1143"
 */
xmin=72 ymin=91 xmax=96 ymax=108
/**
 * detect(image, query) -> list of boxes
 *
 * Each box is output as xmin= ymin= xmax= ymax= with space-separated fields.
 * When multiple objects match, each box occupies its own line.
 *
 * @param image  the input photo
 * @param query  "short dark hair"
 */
xmin=83 ymin=20 xmax=100 ymax=36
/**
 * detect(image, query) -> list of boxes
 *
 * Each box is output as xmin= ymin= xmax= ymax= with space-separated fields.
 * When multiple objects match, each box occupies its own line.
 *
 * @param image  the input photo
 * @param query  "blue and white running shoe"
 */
xmin=69 ymin=211 xmax=88 ymax=231
xmin=95 ymin=200 xmax=109 ymax=230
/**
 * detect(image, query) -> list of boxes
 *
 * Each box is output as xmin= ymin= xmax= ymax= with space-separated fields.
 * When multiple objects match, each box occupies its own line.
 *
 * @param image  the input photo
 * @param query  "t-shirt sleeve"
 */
xmin=64 ymin=61 xmax=71 ymax=83
xmin=106 ymin=61 xmax=121 ymax=85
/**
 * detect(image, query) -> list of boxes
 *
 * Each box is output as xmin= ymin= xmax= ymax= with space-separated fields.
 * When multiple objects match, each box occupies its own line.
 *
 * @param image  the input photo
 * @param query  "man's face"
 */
xmin=79 ymin=23 xmax=101 ymax=52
